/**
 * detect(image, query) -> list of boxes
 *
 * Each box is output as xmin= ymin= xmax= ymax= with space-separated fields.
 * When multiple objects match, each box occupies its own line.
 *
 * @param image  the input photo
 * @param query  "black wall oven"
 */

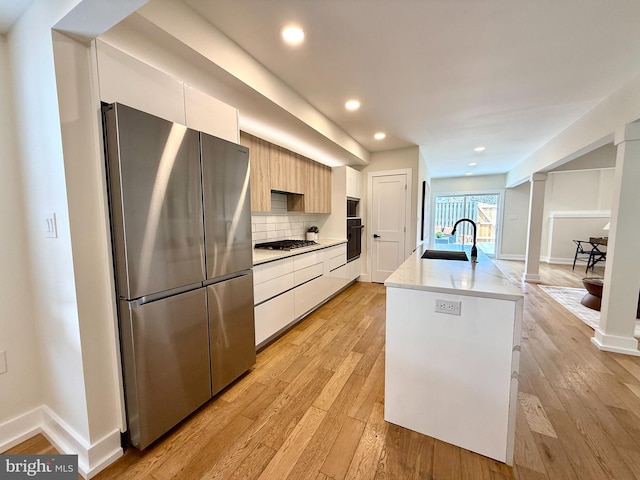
xmin=347 ymin=218 xmax=363 ymax=262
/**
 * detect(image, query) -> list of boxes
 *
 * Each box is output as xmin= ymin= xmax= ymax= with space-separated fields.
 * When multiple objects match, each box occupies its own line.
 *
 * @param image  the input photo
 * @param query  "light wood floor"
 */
xmin=6 ymin=261 xmax=640 ymax=479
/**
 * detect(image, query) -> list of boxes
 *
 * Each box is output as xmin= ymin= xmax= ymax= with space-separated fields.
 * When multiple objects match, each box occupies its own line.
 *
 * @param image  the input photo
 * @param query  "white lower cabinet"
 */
xmin=254 ymin=289 xmax=294 ymax=346
xmin=253 ymin=244 xmax=355 ymax=347
xmin=294 ymin=275 xmax=325 ymax=319
xmin=347 ymin=257 xmax=361 ymax=281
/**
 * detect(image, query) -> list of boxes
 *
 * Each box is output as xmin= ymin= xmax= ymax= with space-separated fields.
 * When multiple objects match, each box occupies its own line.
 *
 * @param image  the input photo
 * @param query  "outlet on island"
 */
xmin=435 ymin=299 xmax=461 ymax=316
xmin=0 ymin=350 xmax=6 ymax=375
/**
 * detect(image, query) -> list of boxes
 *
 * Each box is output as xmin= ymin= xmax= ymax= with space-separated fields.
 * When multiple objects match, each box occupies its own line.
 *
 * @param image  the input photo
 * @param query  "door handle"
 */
xmin=373 ymin=234 xmax=381 ymax=238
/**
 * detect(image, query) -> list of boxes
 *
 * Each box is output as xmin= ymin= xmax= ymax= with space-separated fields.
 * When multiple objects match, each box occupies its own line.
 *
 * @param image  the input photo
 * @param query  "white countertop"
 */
xmin=384 ymin=244 xmax=523 ymax=301
xmin=252 ymin=238 xmax=347 ymax=266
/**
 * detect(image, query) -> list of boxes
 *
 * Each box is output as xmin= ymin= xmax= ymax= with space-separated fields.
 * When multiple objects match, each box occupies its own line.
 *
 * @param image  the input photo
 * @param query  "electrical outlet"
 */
xmin=435 ymin=299 xmax=461 ymax=316
xmin=0 ymin=350 xmax=6 ymax=375
xmin=44 ymin=212 xmax=58 ymax=238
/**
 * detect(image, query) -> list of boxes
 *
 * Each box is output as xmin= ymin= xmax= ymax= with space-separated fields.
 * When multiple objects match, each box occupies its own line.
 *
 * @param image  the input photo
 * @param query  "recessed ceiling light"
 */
xmin=345 ymin=99 xmax=361 ymax=111
xmin=474 ymin=146 xmax=486 ymax=152
xmin=374 ymin=132 xmax=386 ymax=140
xmin=466 ymin=172 xmax=473 ymax=176
xmin=281 ymin=25 xmax=305 ymax=45
xmin=468 ymin=162 xmax=477 ymax=166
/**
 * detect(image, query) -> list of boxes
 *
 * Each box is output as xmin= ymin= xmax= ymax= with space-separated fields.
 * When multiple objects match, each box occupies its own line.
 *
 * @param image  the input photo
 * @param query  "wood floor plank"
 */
xmin=151 ymin=414 xmax=254 ymax=480
xmin=347 ymin=349 xmax=385 ymax=423
xmin=513 ymin=464 xmax=550 ymax=480
xmin=518 ymin=392 xmax=557 ymax=438
xmin=343 ymin=402 xmax=387 ymax=480
xmin=313 ymin=350 xmax=363 ymax=411
xmin=432 ymin=438 xmax=462 ymax=479
xmin=514 ymin=402 xmax=547 ymax=474
xmin=257 ymin=406 xmax=326 ymax=480
xmin=319 ymin=415 xmax=365 ymax=479
xmin=530 ymin=432 xmax=579 ymax=480
xmin=551 ymin=386 xmax=637 ymax=480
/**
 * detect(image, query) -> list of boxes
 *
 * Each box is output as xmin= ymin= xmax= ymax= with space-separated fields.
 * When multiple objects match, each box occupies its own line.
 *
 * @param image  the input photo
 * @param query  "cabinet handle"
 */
xmin=373 ymin=234 xmax=381 ymax=238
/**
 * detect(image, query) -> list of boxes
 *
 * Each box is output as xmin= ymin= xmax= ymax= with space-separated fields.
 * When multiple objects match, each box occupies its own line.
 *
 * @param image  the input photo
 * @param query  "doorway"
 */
xmin=432 ymin=193 xmax=501 ymax=257
xmin=368 ymin=170 xmax=412 ymax=283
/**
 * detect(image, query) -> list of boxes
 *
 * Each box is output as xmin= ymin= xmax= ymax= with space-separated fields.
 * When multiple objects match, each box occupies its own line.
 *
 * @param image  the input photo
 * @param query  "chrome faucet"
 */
xmin=451 ymin=218 xmax=478 ymax=261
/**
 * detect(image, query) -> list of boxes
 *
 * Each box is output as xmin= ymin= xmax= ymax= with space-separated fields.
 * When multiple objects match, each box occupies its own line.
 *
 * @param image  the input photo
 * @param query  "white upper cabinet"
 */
xmin=346 ymin=166 xmax=362 ymax=199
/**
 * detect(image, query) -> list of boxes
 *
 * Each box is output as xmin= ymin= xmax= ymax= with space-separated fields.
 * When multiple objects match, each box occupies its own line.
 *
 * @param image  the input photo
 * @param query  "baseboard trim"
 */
xmin=547 ymin=257 xmax=575 ymax=265
xmin=522 ymin=273 xmax=542 ymax=283
xmin=498 ymin=254 xmax=525 ymax=261
xmin=358 ymin=273 xmax=371 ymax=283
xmin=0 ymin=407 xmax=43 ymax=453
xmin=1 ymin=406 xmax=122 ymax=479
xmin=591 ymin=329 xmax=640 ymax=357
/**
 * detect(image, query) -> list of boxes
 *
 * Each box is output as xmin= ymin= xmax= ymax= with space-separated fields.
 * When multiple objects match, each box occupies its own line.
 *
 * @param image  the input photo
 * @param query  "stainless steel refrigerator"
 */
xmin=102 ymin=103 xmax=255 ymax=449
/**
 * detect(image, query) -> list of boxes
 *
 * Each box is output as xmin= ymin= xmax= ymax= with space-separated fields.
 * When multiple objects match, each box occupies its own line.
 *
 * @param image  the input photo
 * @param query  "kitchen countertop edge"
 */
xmin=253 ymin=238 xmax=348 ymax=266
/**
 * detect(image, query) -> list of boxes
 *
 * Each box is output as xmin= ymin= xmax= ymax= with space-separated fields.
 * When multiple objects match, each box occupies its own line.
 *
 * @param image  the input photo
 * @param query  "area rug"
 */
xmin=539 ymin=285 xmax=640 ymax=337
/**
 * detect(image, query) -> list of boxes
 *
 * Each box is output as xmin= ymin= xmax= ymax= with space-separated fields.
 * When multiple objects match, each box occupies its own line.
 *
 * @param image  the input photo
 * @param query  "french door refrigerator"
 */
xmin=102 ymin=103 xmax=255 ymax=449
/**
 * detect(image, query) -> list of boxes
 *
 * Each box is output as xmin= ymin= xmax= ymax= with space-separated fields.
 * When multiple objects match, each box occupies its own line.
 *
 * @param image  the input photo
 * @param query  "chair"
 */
xmin=572 ymin=239 xmax=606 ymax=273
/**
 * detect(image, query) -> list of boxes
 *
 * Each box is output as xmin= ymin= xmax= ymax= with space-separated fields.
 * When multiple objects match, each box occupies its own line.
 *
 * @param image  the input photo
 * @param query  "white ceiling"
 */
xmin=0 ymin=0 xmax=32 ymax=33
xmin=181 ymin=0 xmax=640 ymax=177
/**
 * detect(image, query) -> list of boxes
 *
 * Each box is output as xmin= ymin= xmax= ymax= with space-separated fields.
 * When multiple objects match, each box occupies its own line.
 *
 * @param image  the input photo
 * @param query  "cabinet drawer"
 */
xmin=254 ymin=257 xmax=294 ymax=285
xmin=294 ymin=276 xmax=325 ymax=319
xmin=254 ymin=272 xmax=294 ymax=304
xmin=323 ymin=244 xmax=346 ymax=259
xmin=254 ymin=290 xmax=295 ymax=346
xmin=293 ymin=262 xmax=323 ymax=287
xmin=293 ymin=251 xmax=321 ymax=270
xmin=327 ymin=253 xmax=347 ymax=272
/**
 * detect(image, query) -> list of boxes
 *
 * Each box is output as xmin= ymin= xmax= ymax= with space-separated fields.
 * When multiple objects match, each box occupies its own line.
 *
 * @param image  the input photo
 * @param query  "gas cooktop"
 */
xmin=254 ymin=239 xmax=317 ymax=251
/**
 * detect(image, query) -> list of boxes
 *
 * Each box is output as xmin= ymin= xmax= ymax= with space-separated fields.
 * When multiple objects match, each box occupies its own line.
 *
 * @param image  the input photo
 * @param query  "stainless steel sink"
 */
xmin=421 ymin=250 xmax=468 ymax=261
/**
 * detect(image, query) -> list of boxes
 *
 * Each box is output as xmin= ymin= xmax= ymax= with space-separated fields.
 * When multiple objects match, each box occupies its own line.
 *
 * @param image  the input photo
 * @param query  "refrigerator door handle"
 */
xmin=129 ymin=281 xmax=204 ymax=308
xmin=202 ymin=269 xmax=253 ymax=287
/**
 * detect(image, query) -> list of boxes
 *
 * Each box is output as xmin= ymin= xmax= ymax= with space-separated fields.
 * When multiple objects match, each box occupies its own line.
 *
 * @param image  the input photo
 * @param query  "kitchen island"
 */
xmin=384 ymin=245 xmax=523 ymax=465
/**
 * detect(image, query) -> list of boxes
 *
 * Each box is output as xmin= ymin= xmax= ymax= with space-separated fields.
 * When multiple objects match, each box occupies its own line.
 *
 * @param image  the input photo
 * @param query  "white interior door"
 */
xmin=371 ymin=173 xmax=408 ymax=283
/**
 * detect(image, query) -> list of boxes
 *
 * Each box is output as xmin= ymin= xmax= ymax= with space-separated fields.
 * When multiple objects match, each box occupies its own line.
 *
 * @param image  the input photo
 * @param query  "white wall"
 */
xmin=501 ymin=182 xmax=531 ymax=259
xmin=0 ymin=34 xmax=42 ymax=427
xmin=360 ymin=147 xmax=419 ymax=280
xmin=9 ymin=0 xmax=92 ymax=442
xmin=430 ymin=174 xmax=506 ymax=194
xmin=53 ymin=31 xmax=124 ymax=445
xmin=540 ymin=168 xmax=614 ymax=263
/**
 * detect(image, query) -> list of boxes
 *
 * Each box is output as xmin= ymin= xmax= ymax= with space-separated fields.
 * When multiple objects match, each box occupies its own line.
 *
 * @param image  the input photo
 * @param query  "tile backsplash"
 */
xmin=251 ymin=193 xmax=328 ymax=244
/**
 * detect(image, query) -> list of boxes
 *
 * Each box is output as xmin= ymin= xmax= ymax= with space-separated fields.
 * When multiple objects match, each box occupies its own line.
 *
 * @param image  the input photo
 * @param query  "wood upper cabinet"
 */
xmin=240 ymin=131 xmax=271 ymax=212
xmin=269 ymin=145 xmax=304 ymax=194
xmin=304 ymin=158 xmax=331 ymax=213
xmin=241 ymin=131 xmax=331 ymax=213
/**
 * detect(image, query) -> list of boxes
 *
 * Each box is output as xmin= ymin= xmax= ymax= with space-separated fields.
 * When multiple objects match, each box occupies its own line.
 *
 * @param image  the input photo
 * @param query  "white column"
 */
xmin=591 ymin=123 xmax=640 ymax=356
xmin=522 ymin=173 xmax=547 ymax=283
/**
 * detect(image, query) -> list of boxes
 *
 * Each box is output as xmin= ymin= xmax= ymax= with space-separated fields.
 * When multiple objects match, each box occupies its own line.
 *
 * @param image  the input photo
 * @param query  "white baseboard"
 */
xmin=498 ymin=254 xmax=525 ymax=261
xmin=0 ymin=406 xmax=123 ymax=479
xmin=357 ymin=273 xmax=371 ymax=283
xmin=0 ymin=407 xmax=43 ymax=453
xmin=547 ymin=257 xmax=574 ymax=265
xmin=591 ymin=329 xmax=640 ymax=357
